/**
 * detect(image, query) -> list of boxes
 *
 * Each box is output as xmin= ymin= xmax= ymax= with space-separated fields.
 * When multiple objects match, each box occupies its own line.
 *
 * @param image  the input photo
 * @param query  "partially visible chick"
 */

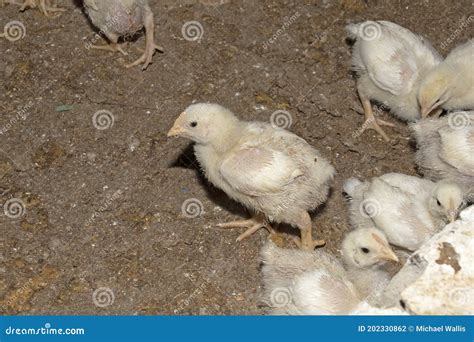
xmin=260 ymin=228 xmax=399 ymax=315
xmin=418 ymin=39 xmax=474 ymax=118
xmin=346 ymin=20 xmax=442 ymax=141
xmin=84 ymin=0 xmax=163 ymax=70
xmin=3 ymin=0 xmax=65 ymax=16
xmin=344 ymin=173 xmax=466 ymax=251
xmin=168 ymin=103 xmax=335 ymax=250
xmin=411 ymin=111 xmax=474 ymax=199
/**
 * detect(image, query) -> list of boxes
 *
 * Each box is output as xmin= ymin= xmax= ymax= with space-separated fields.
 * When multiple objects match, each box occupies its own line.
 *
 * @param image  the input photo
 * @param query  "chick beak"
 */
xmin=381 ymin=248 xmax=400 ymax=263
xmin=167 ymin=112 xmax=187 ymax=137
xmin=447 ymin=210 xmax=458 ymax=223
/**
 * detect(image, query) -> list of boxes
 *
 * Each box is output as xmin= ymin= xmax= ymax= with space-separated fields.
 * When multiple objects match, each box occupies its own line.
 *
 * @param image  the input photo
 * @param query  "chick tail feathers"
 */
xmin=343 ymin=177 xmax=362 ymax=197
xmin=345 ymin=23 xmax=361 ymax=39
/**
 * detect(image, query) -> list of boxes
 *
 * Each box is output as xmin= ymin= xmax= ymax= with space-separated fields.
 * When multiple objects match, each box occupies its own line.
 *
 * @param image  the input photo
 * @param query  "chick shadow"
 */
xmin=169 ymin=143 xmax=247 ymax=219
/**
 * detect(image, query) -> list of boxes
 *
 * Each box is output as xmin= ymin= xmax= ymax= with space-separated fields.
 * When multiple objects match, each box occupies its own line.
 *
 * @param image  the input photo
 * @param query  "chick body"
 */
xmin=344 ymin=173 xmax=465 ymax=251
xmin=168 ymin=103 xmax=335 ymax=249
xmin=411 ymin=111 xmax=474 ymax=197
xmin=348 ymin=20 xmax=442 ymax=121
xmin=84 ymin=0 xmax=162 ymax=69
xmin=346 ymin=20 xmax=441 ymax=140
xmin=260 ymin=228 xmax=397 ymax=315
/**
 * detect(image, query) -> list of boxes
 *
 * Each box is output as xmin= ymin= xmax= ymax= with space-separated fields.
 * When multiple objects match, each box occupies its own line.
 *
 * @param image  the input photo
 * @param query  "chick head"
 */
xmin=418 ymin=67 xmax=453 ymax=118
xmin=429 ymin=181 xmax=465 ymax=223
xmin=167 ymin=103 xmax=239 ymax=145
xmin=342 ymin=228 xmax=399 ymax=269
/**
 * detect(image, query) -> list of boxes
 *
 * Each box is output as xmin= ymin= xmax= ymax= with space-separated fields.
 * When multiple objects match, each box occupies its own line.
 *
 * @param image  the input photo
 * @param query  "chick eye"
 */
xmin=190 ymin=121 xmax=198 ymax=127
xmin=436 ymin=199 xmax=441 ymax=206
xmin=361 ymin=247 xmax=370 ymax=254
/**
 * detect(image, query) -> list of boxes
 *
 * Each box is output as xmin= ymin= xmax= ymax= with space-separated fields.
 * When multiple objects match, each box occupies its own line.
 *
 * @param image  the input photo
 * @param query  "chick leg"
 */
xmin=295 ymin=211 xmax=325 ymax=250
xmin=357 ymin=90 xmax=394 ymax=142
xmin=90 ymin=42 xmax=128 ymax=56
xmin=126 ymin=5 xmax=163 ymax=70
xmin=217 ymin=213 xmax=274 ymax=242
xmin=38 ymin=0 xmax=65 ymax=16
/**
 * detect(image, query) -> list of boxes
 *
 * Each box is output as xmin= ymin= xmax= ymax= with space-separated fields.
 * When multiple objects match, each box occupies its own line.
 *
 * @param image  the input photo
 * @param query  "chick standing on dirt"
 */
xmin=411 ymin=111 xmax=474 ymax=198
xmin=167 ymin=103 xmax=335 ymax=250
xmin=346 ymin=20 xmax=442 ymax=141
xmin=2 ymin=0 xmax=64 ymax=16
xmin=260 ymin=228 xmax=399 ymax=315
xmin=344 ymin=173 xmax=466 ymax=251
xmin=418 ymin=39 xmax=474 ymax=118
xmin=84 ymin=0 xmax=163 ymax=70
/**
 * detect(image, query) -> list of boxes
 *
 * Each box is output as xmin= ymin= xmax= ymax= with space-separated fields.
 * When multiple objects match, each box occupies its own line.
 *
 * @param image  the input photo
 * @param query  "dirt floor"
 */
xmin=0 ymin=0 xmax=471 ymax=315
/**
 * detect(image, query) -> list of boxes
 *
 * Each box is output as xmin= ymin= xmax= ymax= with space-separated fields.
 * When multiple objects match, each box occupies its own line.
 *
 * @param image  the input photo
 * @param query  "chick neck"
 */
xmin=201 ymin=120 xmax=243 ymax=154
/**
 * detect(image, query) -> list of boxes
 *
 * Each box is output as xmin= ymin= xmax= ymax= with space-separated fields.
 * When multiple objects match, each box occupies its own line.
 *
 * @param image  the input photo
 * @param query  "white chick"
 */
xmin=167 ymin=103 xmax=335 ymax=250
xmin=346 ymin=20 xmax=442 ymax=141
xmin=411 ymin=111 xmax=474 ymax=199
xmin=260 ymin=228 xmax=399 ymax=315
xmin=418 ymin=39 xmax=474 ymax=118
xmin=344 ymin=173 xmax=466 ymax=251
xmin=3 ymin=0 xmax=64 ymax=16
xmin=84 ymin=0 xmax=163 ymax=70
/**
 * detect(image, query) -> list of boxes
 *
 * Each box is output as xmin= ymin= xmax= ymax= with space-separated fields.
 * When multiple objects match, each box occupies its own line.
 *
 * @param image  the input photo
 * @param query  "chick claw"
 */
xmin=126 ymin=42 xmax=163 ymax=70
xmin=359 ymin=117 xmax=395 ymax=142
xmin=217 ymin=218 xmax=274 ymax=242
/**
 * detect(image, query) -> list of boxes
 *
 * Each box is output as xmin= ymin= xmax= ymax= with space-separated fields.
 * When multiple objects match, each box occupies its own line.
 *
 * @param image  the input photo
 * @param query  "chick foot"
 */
xmin=358 ymin=93 xmax=395 ymax=142
xmin=217 ymin=215 xmax=274 ymax=242
xmin=125 ymin=6 xmax=163 ymax=70
xmin=359 ymin=116 xmax=395 ymax=142
xmin=90 ymin=42 xmax=128 ymax=56
xmin=8 ymin=0 xmax=64 ymax=16
xmin=37 ymin=0 xmax=65 ymax=16
xmin=295 ymin=211 xmax=325 ymax=250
